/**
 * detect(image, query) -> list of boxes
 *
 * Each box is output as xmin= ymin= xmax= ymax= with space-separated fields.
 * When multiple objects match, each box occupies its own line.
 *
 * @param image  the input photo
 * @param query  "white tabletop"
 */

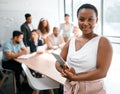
xmin=15 ymin=51 xmax=66 ymax=85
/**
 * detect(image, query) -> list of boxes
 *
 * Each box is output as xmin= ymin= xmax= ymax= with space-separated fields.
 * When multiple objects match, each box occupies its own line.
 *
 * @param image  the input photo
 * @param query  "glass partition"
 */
xmin=103 ymin=0 xmax=120 ymax=38
xmin=65 ymin=0 xmax=102 ymax=34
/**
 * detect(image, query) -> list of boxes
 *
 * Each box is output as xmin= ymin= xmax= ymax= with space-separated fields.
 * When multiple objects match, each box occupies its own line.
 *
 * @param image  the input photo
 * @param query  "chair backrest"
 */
xmin=22 ymin=63 xmax=59 ymax=90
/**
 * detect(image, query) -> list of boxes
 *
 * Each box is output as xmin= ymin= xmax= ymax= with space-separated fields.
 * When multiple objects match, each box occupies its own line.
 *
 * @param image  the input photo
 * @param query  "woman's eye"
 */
xmin=79 ymin=18 xmax=84 ymax=22
xmin=88 ymin=19 xmax=92 ymax=21
xmin=88 ymin=18 xmax=95 ymax=21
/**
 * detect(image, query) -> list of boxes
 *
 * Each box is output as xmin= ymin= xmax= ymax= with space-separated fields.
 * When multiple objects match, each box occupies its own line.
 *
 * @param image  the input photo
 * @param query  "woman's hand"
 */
xmin=64 ymin=67 xmax=76 ymax=81
xmin=62 ymin=65 xmax=76 ymax=81
xmin=59 ymin=64 xmax=68 ymax=78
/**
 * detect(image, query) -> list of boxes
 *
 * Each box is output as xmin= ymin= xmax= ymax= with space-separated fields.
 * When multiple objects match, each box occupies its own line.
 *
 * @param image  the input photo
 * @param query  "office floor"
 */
xmin=0 ymin=43 xmax=120 ymax=94
xmin=0 ymin=73 xmax=32 ymax=94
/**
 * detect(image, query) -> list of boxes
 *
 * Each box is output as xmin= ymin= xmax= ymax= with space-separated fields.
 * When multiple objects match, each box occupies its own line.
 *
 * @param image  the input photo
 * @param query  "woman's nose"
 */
xmin=83 ymin=20 xmax=89 ymax=25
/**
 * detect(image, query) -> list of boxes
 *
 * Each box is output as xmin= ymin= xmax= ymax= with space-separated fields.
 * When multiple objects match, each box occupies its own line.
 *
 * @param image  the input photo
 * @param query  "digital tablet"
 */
xmin=52 ymin=53 xmax=65 ymax=66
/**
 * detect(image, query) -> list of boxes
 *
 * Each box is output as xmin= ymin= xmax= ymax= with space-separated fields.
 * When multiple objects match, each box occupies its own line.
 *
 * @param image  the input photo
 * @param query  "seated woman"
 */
xmin=28 ymin=29 xmax=53 ymax=94
xmin=37 ymin=18 xmax=50 ymax=44
xmin=28 ymin=29 xmax=44 ymax=53
xmin=28 ymin=29 xmax=44 ymax=78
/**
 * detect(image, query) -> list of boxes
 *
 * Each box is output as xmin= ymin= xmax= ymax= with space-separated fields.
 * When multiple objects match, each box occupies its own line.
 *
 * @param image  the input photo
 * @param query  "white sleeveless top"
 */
xmin=66 ymin=36 xmax=101 ymax=74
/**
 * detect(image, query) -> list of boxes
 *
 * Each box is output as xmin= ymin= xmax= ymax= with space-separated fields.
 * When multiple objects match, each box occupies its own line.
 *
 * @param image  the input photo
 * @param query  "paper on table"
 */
xmin=18 ymin=52 xmax=36 ymax=59
xmin=37 ymin=46 xmax=46 ymax=53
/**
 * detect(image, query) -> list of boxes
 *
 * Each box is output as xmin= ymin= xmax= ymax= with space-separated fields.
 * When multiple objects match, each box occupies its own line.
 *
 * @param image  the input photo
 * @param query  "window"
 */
xmin=103 ymin=0 xmax=120 ymax=40
xmin=64 ymin=0 xmax=73 ymax=21
xmin=65 ymin=0 xmax=102 ymax=34
xmin=64 ymin=0 xmax=120 ymax=43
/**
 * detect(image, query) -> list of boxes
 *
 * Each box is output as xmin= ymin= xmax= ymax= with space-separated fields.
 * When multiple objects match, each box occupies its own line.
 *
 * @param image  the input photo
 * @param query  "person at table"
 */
xmin=27 ymin=29 xmax=44 ymax=53
xmin=20 ymin=13 xmax=34 ymax=46
xmin=27 ymin=29 xmax=45 ymax=94
xmin=37 ymin=18 xmax=50 ymax=44
xmin=27 ymin=29 xmax=44 ymax=78
xmin=55 ymin=3 xmax=113 ymax=94
xmin=2 ymin=30 xmax=28 ymax=93
xmin=46 ymin=27 xmax=65 ymax=50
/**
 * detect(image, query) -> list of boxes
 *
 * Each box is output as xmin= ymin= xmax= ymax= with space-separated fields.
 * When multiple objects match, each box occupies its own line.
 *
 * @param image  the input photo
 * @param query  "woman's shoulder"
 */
xmin=99 ymin=36 xmax=112 ymax=47
xmin=99 ymin=36 xmax=110 ymax=42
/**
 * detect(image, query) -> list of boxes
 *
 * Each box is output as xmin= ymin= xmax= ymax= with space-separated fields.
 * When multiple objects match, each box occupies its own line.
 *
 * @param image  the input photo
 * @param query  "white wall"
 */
xmin=0 ymin=0 xmax=64 ymax=45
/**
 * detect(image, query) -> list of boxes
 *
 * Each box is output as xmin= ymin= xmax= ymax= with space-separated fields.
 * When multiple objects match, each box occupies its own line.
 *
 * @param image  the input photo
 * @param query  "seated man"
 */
xmin=46 ymin=27 xmax=65 ymax=50
xmin=2 ymin=31 xmax=28 ymax=93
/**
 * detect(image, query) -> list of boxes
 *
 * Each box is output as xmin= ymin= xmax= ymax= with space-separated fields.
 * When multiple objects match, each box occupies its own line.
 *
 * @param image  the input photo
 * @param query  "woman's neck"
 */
xmin=82 ymin=32 xmax=97 ymax=40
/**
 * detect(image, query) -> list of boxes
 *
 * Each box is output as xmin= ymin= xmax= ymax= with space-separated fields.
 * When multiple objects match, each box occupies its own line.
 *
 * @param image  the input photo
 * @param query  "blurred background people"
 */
xmin=2 ymin=31 xmax=28 ymax=93
xmin=46 ymin=27 xmax=65 ymax=50
xmin=73 ymin=26 xmax=81 ymax=38
xmin=37 ymin=18 xmax=50 ymax=44
xmin=20 ymin=13 xmax=34 ymax=46
xmin=60 ymin=14 xmax=74 ymax=42
xmin=27 ymin=29 xmax=44 ymax=94
xmin=27 ymin=29 xmax=43 ymax=53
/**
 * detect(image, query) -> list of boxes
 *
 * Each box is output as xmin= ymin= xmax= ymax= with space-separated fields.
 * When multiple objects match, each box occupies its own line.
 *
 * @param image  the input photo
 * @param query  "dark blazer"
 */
xmin=20 ymin=22 xmax=31 ymax=46
xmin=28 ymin=39 xmax=43 ymax=53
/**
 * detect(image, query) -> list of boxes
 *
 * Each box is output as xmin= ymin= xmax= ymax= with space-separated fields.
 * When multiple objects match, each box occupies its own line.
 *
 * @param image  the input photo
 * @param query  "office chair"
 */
xmin=22 ymin=63 xmax=59 ymax=94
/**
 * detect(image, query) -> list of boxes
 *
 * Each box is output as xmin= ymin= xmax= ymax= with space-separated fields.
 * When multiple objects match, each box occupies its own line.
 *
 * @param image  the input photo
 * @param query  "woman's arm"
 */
xmin=64 ymin=37 xmax=113 ymax=81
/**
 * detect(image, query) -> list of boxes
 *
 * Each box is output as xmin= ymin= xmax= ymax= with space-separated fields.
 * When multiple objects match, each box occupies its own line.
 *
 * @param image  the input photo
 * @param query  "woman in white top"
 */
xmin=55 ymin=4 xmax=113 ymax=94
xmin=60 ymin=14 xmax=74 ymax=42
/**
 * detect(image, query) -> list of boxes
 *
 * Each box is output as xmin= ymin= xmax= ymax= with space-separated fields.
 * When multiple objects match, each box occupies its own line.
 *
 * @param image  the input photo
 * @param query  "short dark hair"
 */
xmin=25 ymin=13 xmax=31 ymax=20
xmin=13 ymin=30 xmax=23 ymax=38
xmin=53 ymin=27 xmax=58 ymax=31
xmin=31 ymin=29 xmax=37 ymax=33
xmin=77 ymin=3 xmax=98 ymax=17
xmin=64 ymin=14 xmax=69 ymax=17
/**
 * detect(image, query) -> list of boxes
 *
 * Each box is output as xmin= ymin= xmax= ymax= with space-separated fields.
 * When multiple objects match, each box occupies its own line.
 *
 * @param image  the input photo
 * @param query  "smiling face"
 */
xmin=77 ymin=8 xmax=98 ymax=35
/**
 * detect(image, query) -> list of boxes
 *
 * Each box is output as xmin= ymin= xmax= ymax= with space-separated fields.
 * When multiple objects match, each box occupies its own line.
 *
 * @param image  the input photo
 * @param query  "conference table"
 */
xmin=15 ymin=49 xmax=66 ymax=85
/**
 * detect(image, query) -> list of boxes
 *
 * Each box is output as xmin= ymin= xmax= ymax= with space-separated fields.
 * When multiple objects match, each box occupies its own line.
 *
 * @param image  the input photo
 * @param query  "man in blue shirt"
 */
xmin=2 ymin=31 xmax=28 ymax=93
